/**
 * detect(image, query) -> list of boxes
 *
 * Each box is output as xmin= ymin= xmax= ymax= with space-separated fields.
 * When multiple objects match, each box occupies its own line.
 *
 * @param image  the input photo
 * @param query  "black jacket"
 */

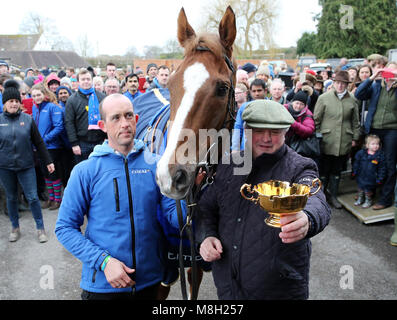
xmin=64 ymin=90 xmax=106 ymax=146
xmin=0 ymin=110 xmax=52 ymax=170
xmin=196 ymin=144 xmax=331 ymax=300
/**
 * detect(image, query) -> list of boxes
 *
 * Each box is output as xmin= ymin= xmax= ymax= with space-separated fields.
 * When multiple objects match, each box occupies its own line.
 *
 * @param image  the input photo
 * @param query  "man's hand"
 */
xmin=72 ymin=145 xmax=81 ymax=156
xmin=294 ymin=81 xmax=302 ymax=93
xmin=195 ymin=167 xmax=206 ymax=186
xmin=103 ymin=257 xmax=135 ymax=288
xmin=279 ymin=211 xmax=309 ymax=244
xmin=200 ymin=236 xmax=223 ymax=262
xmin=370 ymin=68 xmax=384 ymax=81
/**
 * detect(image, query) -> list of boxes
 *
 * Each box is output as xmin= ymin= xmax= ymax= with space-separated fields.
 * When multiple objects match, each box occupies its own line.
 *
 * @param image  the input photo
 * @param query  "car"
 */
xmin=297 ymin=56 xmax=317 ymax=71
xmin=268 ymin=60 xmax=288 ymax=69
xmin=326 ymin=58 xmax=341 ymax=70
xmin=309 ymin=63 xmax=331 ymax=73
xmin=388 ymin=49 xmax=397 ymax=62
xmin=348 ymin=58 xmax=365 ymax=67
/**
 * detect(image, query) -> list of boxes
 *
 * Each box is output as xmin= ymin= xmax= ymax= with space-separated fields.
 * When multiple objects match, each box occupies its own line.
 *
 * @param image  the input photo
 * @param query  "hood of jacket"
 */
xmin=90 ymin=139 xmax=145 ymax=159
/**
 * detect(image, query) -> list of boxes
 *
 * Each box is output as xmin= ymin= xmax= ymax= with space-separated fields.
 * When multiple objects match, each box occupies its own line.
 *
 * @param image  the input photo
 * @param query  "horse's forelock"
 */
xmin=183 ymin=33 xmax=225 ymax=62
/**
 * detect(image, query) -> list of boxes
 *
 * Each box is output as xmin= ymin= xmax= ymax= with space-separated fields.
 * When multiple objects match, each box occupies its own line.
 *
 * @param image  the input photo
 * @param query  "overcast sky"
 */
xmin=0 ymin=0 xmax=321 ymax=56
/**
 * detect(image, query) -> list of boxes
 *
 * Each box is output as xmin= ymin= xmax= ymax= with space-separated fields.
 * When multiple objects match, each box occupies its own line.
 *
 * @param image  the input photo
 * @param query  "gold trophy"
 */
xmin=240 ymin=178 xmax=321 ymax=228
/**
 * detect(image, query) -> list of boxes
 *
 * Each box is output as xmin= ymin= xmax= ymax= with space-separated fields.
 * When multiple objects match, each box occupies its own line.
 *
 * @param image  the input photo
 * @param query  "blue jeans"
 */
xmin=0 ymin=167 xmax=44 ymax=230
xmin=370 ymin=129 xmax=397 ymax=206
xmin=74 ymin=141 xmax=101 ymax=164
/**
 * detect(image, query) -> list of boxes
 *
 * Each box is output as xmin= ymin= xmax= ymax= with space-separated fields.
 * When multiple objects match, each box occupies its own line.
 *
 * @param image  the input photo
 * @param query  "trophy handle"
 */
xmin=240 ymin=184 xmax=258 ymax=203
xmin=309 ymin=178 xmax=322 ymax=196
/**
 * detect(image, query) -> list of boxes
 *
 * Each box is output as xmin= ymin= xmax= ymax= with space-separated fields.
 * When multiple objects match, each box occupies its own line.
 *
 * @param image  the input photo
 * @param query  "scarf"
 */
xmin=337 ymin=90 xmax=347 ymax=100
xmin=79 ymin=86 xmax=100 ymax=130
xmin=287 ymin=103 xmax=306 ymax=120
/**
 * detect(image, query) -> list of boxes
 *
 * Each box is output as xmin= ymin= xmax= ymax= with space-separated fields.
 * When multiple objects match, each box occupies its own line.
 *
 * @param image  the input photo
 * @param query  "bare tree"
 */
xmin=200 ymin=0 xmax=278 ymax=55
xmin=77 ymin=33 xmax=93 ymax=57
xmin=19 ymin=12 xmax=45 ymax=35
xmin=19 ymin=12 xmax=74 ymax=51
xmin=143 ymin=45 xmax=163 ymax=59
xmin=125 ymin=45 xmax=142 ymax=59
xmin=164 ymin=38 xmax=183 ymax=55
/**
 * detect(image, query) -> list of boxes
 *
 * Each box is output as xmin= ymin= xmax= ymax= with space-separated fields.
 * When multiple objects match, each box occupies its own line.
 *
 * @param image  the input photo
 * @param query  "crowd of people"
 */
xmin=0 ymin=61 xmax=171 ymax=243
xmin=232 ymin=55 xmax=397 ymax=222
xmin=0 ymin=51 xmax=396 ymax=301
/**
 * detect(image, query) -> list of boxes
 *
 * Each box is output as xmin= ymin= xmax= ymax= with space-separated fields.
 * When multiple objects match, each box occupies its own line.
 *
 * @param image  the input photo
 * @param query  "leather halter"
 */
xmin=196 ymin=45 xmax=236 ymax=129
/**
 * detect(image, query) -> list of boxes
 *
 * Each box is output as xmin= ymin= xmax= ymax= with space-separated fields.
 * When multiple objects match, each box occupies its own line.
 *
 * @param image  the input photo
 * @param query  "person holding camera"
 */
xmin=355 ymin=62 xmax=397 ymax=211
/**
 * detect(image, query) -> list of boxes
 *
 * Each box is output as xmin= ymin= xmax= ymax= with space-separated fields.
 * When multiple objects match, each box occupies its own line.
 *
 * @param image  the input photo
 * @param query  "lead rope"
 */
xmin=176 ymin=162 xmax=216 ymax=300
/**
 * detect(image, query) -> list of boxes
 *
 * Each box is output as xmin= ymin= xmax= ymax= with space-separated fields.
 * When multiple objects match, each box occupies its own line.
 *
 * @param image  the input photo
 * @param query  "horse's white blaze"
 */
xmin=157 ymin=62 xmax=209 ymax=190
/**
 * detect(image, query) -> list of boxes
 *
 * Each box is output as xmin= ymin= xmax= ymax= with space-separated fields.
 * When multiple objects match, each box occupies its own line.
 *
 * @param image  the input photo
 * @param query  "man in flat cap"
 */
xmin=196 ymin=100 xmax=331 ymax=300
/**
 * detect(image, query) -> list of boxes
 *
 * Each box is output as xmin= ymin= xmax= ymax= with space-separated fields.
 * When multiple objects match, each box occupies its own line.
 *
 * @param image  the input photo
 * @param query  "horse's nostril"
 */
xmin=175 ymin=169 xmax=188 ymax=191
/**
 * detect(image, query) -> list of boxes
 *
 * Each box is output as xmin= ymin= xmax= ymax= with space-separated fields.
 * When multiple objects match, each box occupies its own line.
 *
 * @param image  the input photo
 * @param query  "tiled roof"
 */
xmin=0 ymin=51 xmax=89 ymax=69
xmin=0 ymin=34 xmax=41 ymax=51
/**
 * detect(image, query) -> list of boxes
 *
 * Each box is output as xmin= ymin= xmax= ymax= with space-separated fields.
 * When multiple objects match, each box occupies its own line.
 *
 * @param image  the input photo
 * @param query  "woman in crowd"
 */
xmin=350 ymin=64 xmax=373 ymax=167
xmin=347 ymin=67 xmax=358 ymax=91
xmin=0 ymin=80 xmax=54 ymax=242
xmin=314 ymin=71 xmax=360 ymax=209
xmin=93 ymin=76 xmax=104 ymax=93
xmin=285 ymin=88 xmax=317 ymax=162
xmin=285 ymin=89 xmax=315 ymax=140
xmin=31 ymin=83 xmax=64 ymax=210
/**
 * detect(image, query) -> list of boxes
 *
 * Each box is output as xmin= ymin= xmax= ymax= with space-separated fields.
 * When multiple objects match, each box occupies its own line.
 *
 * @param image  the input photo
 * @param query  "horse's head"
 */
xmin=156 ymin=6 xmax=236 ymax=200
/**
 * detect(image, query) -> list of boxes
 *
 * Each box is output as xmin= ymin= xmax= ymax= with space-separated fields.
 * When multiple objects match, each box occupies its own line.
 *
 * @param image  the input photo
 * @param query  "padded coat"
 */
xmin=196 ymin=144 xmax=331 ymax=300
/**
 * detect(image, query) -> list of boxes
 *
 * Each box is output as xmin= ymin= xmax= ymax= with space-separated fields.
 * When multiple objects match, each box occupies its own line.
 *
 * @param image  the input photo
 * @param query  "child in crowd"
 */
xmin=352 ymin=134 xmax=386 ymax=208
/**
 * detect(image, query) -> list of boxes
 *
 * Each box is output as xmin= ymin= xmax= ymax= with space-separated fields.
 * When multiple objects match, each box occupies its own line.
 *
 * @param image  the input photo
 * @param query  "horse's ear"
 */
xmin=177 ymin=7 xmax=196 ymax=48
xmin=218 ymin=6 xmax=236 ymax=56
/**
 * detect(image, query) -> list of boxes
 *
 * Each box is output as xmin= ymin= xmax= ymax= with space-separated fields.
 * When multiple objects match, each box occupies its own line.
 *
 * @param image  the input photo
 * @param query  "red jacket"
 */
xmin=284 ymin=104 xmax=315 ymax=139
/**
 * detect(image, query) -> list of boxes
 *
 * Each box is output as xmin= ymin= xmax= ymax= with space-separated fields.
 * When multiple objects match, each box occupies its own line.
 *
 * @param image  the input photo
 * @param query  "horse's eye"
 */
xmin=215 ymin=82 xmax=229 ymax=97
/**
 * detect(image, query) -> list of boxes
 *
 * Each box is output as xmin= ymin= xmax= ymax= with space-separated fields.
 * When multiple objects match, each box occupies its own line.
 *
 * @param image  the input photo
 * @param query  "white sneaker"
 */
xmin=37 ymin=229 xmax=48 ymax=243
xmin=9 ymin=228 xmax=20 ymax=242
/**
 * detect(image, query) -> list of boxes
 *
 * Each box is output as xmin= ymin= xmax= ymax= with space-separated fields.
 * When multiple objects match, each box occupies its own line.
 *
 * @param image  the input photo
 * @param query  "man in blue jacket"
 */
xmin=55 ymin=93 xmax=185 ymax=300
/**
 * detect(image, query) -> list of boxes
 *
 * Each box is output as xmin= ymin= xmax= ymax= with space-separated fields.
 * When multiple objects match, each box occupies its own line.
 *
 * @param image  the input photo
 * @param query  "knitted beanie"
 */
xmin=292 ymin=90 xmax=308 ymax=105
xmin=146 ymin=63 xmax=158 ymax=74
xmin=2 ymin=79 xmax=21 ymax=104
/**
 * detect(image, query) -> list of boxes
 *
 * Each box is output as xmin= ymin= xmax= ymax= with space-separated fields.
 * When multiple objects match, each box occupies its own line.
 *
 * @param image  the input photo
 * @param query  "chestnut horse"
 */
xmin=156 ymin=6 xmax=237 ymax=200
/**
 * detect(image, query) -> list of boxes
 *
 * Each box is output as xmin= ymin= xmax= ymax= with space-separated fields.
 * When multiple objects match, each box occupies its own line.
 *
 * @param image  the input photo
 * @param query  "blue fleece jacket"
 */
xmin=55 ymin=140 xmax=185 ymax=293
xmin=32 ymin=101 xmax=64 ymax=149
xmin=231 ymin=101 xmax=249 ymax=151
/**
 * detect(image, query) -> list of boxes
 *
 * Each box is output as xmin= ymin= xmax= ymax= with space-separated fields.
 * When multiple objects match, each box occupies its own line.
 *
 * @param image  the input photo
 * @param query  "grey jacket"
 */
xmin=0 ymin=110 xmax=52 ymax=170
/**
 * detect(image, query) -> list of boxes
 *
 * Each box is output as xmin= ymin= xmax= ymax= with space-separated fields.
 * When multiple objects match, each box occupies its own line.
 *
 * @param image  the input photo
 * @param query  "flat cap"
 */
xmin=242 ymin=100 xmax=294 ymax=129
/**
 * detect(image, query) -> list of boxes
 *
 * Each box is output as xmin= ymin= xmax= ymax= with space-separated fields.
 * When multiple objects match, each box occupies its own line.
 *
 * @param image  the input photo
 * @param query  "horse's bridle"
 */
xmin=196 ymin=45 xmax=236 ymax=129
xmin=176 ymin=46 xmax=236 ymax=301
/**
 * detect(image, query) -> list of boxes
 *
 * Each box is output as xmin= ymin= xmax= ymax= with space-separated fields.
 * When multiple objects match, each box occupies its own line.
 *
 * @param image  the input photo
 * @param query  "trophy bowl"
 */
xmin=240 ymin=178 xmax=321 ymax=228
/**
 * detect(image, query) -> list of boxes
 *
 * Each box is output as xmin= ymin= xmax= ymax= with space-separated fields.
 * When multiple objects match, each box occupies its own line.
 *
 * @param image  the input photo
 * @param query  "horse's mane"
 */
xmin=183 ymin=33 xmax=226 ymax=62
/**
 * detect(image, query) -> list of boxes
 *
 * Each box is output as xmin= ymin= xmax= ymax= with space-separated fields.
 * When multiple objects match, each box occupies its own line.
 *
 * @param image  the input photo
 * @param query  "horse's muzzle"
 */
xmin=156 ymin=165 xmax=194 ymax=200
